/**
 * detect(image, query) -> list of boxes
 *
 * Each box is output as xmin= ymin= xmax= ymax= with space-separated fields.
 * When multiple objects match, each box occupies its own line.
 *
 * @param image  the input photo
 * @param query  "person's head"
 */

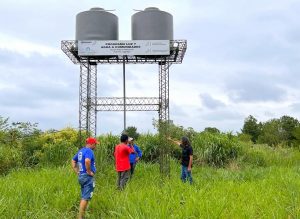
xmin=120 ymin=134 xmax=129 ymax=144
xmin=86 ymin=137 xmax=99 ymax=150
xmin=181 ymin=136 xmax=190 ymax=146
xmin=128 ymin=137 xmax=134 ymax=145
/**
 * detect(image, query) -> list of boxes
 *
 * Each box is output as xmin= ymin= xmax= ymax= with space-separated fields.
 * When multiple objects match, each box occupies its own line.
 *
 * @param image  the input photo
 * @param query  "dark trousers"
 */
xmin=130 ymin=163 xmax=136 ymax=176
xmin=117 ymin=170 xmax=130 ymax=190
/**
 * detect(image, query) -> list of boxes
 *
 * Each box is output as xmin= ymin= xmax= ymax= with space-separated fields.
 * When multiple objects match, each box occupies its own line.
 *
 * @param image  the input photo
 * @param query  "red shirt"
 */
xmin=114 ymin=143 xmax=133 ymax=171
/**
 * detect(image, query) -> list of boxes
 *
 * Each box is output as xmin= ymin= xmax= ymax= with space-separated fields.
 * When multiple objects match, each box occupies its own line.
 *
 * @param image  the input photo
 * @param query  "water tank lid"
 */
xmin=90 ymin=7 xmax=105 ymax=11
xmin=144 ymin=7 xmax=160 ymax=11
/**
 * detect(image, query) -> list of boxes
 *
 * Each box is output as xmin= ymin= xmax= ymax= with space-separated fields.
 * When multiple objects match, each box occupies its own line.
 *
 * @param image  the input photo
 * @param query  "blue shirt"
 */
xmin=73 ymin=147 xmax=96 ymax=174
xmin=129 ymin=144 xmax=142 ymax=164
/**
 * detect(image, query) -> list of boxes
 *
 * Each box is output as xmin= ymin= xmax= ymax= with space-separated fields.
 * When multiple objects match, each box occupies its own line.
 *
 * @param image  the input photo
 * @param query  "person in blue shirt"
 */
xmin=128 ymin=137 xmax=142 ymax=176
xmin=71 ymin=137 xmax=99 ymax=219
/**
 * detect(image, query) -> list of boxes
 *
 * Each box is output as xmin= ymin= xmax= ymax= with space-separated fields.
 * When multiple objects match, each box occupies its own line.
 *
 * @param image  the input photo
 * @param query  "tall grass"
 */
xmin=1 ymin=157 xmax=300 ymax=218
xmin=1 ymin=134 xmax=300 ymax=218
xmin=239 ymin=143 xmax=300 ymax=167
xmin=95 ymin=134 xmax=119 ymax=172
xmin=192 ymin=132 xmax=241 ymax=167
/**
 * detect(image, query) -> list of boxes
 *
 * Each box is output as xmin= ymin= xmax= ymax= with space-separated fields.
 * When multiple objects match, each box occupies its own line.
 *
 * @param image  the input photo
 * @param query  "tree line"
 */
xmin=1 ymin=114 xmax=300 ymax=175
xmin=240 ymin=115 xmax=300 ymax=147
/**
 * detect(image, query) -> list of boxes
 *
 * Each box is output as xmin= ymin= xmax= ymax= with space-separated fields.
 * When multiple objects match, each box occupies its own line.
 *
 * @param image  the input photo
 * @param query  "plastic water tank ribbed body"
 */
xmin=76 ymin=7 xmax=118 ymax=40
xmin=131 ymin=7 xmax=173 ymax=40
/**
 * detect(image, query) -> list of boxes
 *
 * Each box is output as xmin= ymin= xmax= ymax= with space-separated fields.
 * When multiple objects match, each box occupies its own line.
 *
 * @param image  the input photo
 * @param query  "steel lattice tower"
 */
xmin=61 ymin=40 xmax=187 ymax=176
xmin=79 ymin=61 xmax=97 ymax=140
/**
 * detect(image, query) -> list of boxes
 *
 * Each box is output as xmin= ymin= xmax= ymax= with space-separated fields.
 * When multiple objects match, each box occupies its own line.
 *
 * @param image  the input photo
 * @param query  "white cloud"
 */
xmin=0 ymin=0 xmax=300 ymax=134
xmin=0 ymin=33 xmax=60 ymax=57
xmin=199 ymin=93 xmax=226 ymax=109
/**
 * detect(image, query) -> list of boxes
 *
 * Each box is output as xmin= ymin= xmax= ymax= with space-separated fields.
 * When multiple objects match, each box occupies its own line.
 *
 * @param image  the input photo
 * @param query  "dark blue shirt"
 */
xmin=73 ymin=147 xmax=96 ymax=174
xmin=128 ymin=144 xmax=142 ymax=164
xmin=180 ymin=144 xmax=193 ymax=167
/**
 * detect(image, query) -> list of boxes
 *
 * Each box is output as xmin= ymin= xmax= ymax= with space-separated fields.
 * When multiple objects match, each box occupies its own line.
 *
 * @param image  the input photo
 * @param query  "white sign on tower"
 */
xmin=78 ymin=40 xmax=170 ymax=56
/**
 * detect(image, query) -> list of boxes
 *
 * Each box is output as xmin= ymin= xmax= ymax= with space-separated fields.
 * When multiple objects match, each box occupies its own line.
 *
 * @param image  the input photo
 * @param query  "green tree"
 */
xmin=292 ymin=127 xmax=300 ymax=147
xmin=0 ymin=116 xmax=9 ymax=130
xmin=152 ymin=119 xmax=198 ymax=140
xmin=185 ymin=127 xmax=197 ymax=140
xmin=279 ymin=115 xmax=299 ymax=145
xmin=124 ymin=126 xmax=140 ymax=140
xmin=10 ymin=122 xmax=42 ymax=166
xmin=204 ymin=127 xmax=220 ymax=134
xmin=257 ymin=119 xmax=281 ymax=146
xmin=0 ymin=116 xmax=9 ymax=145
xmin=241 ymin=115 xmax=262 ymax=143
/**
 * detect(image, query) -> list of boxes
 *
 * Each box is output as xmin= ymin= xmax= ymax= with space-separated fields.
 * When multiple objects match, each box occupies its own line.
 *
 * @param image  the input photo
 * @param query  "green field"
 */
xmin=1 ymin=157 xmax=300 ymax=219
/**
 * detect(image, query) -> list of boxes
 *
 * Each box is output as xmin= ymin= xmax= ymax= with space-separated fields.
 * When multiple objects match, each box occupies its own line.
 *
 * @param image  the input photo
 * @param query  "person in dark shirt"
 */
xmin=169 ymin=136 xmax=193 ymax=184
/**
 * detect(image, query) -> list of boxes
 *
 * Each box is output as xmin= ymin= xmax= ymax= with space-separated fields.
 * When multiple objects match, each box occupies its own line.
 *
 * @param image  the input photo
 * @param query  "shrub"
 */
xmin=136 ymin=134 xmax=160 ymax=162
xmin=239 ymin=144 xmax=300 ymax=167
xmin=240 ymin=148 xmax=267 ymax=167
xmin=237 ymin=133 xmax=252 ymax=143
xmin=96 ymin=134 xmax=119 ymax=164
xmin=192 ymin=132 xmax=241 ymax=167
xmin=0 ymin=146 xmax=22 ymax=175
xmin=21 ymin=135 xmax=43 ymax=167
xmin=38 ymin=128 xmax=78 ymax=166
xmin=39 ymin=141 xmax=76 ymax=166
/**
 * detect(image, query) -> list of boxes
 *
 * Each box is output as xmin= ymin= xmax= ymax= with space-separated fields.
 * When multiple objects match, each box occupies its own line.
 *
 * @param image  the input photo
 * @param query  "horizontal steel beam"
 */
xmin=81 ymin=97 xmax=160 ymax=111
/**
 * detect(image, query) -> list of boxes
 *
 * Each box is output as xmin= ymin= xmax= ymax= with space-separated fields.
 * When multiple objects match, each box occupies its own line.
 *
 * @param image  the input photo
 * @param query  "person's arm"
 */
xmin=128 ymin=145 xmax=135 ymax=154
xmin=132 ymin=145 xmax=140 ymax=162
xmin=188 ymin=155 xmax=193 ymax=172
xmin=188 ymin=147 xmax=193 ymax=171
xmin=136 ymin=145 xmax=142 ymax=158
xmin=85 ymin=158 xmax=94 ymax=176
xmin=168 ymin=137 xmax=181 ymax=146
xmin=71 ymin=159 xmax=79 ymax=175
xmin=134 ymin=145 xmax=142 ymax=159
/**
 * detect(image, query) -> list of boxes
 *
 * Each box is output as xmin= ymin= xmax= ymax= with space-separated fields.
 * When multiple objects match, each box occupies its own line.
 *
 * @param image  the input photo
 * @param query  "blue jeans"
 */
xmin=78 ymin=174 xmax=95 ymax=200
xmin=181 ymin=165 xmax=192 ymax=184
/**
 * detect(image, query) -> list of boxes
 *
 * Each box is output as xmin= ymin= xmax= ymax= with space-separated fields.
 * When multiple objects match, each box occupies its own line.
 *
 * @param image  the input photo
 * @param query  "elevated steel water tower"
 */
xmin=62 ymin=7 xmax=187 ymax=176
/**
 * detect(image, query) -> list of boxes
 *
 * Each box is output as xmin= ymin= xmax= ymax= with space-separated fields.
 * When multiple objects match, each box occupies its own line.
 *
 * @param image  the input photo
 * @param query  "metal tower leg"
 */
xmin=79 ymin=62 xmax=97 ymax=145
xmin=159 ymin=61 xmax=170 ymax=121
xmin=158 ymin=61 xmax=171 ymax=177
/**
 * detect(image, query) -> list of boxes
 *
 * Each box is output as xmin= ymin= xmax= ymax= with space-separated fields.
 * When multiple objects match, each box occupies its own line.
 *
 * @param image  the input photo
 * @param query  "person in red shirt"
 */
xmin=114 ymin=134 xmax=134 ymax=190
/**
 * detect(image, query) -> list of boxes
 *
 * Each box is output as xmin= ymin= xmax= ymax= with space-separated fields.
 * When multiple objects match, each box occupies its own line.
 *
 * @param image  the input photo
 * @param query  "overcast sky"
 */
xmin=0 ymin=0 xmax=300 ymax=135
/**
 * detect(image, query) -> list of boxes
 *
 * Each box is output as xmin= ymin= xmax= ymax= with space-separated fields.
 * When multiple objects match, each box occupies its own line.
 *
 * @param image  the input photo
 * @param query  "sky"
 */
xmin=0 ymin=0 xmax=300 ymax=135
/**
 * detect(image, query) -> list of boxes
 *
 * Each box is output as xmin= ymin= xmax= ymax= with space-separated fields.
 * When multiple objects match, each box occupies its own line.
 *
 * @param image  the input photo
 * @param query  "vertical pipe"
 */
xmin=93 ymin=64 xmax=97 ymax=137
xmin=123 ymin=56 xmax=126 ymax=131
xmin=86 ymin=62 xmax=91 ymax=133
